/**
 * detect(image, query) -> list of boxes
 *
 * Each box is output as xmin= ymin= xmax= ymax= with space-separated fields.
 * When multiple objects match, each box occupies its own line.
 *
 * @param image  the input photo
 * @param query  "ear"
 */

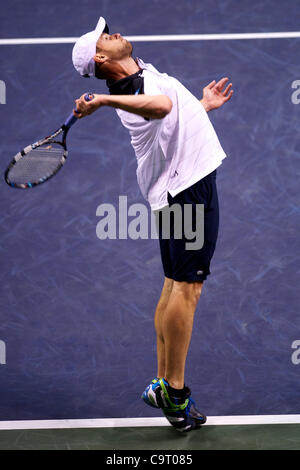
xmin=94 ymin=53 xmax=107 ymax=65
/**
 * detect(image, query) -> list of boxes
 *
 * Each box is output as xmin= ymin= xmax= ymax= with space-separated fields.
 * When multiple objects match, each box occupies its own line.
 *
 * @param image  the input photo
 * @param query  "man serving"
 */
xmin=72 ymin=16 xmax=233 ymax=433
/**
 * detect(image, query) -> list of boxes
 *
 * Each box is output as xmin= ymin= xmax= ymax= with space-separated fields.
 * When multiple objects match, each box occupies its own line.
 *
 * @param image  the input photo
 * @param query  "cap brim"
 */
xmin=72 ymin=16 xmax=110 ymax=77
xmin=95 ymin=16 xmax=109 ymax=35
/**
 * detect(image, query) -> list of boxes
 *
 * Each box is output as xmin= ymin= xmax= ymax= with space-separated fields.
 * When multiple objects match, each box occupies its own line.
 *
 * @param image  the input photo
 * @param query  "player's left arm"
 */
xmin=200 ymin=77 xmax=233 ymax=112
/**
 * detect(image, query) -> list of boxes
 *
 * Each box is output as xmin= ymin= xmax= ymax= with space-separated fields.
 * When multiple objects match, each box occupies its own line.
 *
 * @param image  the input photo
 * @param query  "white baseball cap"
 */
xmin=72 ymin=16 xmax=109 ymax=77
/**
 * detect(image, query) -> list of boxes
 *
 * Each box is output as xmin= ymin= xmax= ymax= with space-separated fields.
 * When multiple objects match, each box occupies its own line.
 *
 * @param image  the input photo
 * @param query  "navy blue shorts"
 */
xmin=158 ymin=170 xmax=219 ymax=282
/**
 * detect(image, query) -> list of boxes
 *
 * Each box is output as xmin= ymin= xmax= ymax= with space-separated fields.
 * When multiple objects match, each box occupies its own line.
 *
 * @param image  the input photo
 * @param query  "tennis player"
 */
xmin=72 ymin=17 xmax=233 ymax=433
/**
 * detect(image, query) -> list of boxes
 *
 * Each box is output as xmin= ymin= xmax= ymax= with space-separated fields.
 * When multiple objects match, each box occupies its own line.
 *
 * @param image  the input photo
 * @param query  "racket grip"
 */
xmin=64 ymin=112 xmax=78 ymax=128
xmin=64 ymin=93 xmax=95 ymax=128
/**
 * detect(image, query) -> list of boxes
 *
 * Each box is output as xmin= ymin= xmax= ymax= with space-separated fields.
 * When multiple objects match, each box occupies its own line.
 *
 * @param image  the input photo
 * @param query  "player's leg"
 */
xmin=162 ymin=280 xmax=203 ymax=389
xmin=142 ymin=171 xmax=219 ymax=430
xmin=154 ymin=276 xmax=174 ymax=379
xmin=143 ymin=278 xmax=206 ymax=432
xmin=159 ymin=171 xmax=219 ymax=389
xmin=154 ymin=278 xmax=202 ymax=387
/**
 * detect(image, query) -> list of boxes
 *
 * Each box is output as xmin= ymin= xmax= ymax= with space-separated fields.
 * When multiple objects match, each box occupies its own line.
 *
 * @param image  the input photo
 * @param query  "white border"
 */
xmin=1 ymin=32 xmax=300 ymax=45
xmin=0 ymin=415 xmax=300 ymax=430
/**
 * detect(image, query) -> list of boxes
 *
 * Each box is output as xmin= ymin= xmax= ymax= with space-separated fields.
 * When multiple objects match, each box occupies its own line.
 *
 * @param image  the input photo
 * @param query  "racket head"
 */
xmin=4 ymin=130 xmax=67 ymax=189
xmin=5 ymin=93 xmax=94 ymax=189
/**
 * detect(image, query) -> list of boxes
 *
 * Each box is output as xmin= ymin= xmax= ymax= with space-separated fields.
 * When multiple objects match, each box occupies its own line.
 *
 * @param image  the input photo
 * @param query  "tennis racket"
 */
xmin=4 ymin=93 xmax=94 ymax=189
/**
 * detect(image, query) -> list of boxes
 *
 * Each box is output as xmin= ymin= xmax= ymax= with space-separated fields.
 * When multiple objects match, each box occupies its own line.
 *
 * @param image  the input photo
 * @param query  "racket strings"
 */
xmin=7 ymin=143 xmax=66 ymax=184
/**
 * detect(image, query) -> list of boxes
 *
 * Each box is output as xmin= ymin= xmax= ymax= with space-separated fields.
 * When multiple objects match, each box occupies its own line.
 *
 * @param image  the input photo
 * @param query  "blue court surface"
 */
xmin=0 ymin=0 xmax=300 ymax=451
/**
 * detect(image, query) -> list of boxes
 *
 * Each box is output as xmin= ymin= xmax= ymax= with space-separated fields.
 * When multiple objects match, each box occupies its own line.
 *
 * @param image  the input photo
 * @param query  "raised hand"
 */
xmin=201 ymin=78 xmax=233 ymax=112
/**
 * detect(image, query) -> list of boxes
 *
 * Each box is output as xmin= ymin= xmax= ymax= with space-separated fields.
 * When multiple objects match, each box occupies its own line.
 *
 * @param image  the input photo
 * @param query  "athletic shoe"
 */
xmin=141 ymin=377 xmax=206 ymax=432
xmin=141 ymin=378 xmax=160 ymax=408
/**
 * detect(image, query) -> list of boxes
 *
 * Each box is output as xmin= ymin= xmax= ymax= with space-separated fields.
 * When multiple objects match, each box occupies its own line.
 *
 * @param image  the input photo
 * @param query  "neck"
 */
xmin=105 ymin=57 xmax=140 ymax=82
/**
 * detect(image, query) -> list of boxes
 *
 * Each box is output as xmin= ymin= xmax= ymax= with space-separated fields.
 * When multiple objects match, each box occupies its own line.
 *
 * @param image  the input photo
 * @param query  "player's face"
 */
xmin=96 ymin=32 xmax=133 ymax=60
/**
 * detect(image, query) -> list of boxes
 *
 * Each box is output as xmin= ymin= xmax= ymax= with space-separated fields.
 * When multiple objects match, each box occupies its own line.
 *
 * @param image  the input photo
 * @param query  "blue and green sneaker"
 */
xmin=141 ymin=378 xmax=206 ymax=432
xmin=141 ymin=378 xmax=161 ymax=408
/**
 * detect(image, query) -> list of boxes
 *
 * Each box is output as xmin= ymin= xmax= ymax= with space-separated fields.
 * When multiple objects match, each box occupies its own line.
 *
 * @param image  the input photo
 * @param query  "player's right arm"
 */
xmin=74 ymin=93 xmax=173 ymax=120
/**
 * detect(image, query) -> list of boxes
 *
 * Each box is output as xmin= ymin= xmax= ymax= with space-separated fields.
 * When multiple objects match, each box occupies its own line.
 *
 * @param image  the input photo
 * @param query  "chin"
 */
xmin=126 ymin=40 xmax=133 ymax=55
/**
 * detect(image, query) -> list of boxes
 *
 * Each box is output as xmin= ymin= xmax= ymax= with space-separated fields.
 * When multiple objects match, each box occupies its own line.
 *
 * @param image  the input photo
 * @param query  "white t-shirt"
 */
xmin=115 ymin=58 xmax=227 ymax=211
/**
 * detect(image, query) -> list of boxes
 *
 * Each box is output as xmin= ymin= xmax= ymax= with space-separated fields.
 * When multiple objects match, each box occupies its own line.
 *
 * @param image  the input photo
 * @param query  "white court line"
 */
xmin=1 ymin=32 xmax=300 ymax=45
xmin=1 ymin=415 xmax=300 ymax=430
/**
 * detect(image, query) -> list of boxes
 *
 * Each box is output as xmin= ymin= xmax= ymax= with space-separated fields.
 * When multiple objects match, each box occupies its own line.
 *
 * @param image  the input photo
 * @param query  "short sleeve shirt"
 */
xmin=115 ymin=58 xmax=227 ymax=211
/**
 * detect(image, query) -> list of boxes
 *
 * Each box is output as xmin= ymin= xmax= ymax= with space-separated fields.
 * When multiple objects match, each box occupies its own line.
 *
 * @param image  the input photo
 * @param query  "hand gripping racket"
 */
xmin=4 ymin=93 xmax=94 ymax=189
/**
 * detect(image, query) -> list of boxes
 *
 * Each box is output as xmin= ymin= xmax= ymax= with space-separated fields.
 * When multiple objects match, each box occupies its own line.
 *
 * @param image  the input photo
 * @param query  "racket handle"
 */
xmin=64 ymin=93 xmax=95 ymax=128
xmin=64 ymin=113 xmax=78 ymax=128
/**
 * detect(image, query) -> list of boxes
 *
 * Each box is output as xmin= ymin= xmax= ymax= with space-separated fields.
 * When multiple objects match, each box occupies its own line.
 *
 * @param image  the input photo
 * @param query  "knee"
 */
xmin=172 ymin=280 xmax=203 ymax=305
xmin=163 ymin=276 xmax=174 ymax=293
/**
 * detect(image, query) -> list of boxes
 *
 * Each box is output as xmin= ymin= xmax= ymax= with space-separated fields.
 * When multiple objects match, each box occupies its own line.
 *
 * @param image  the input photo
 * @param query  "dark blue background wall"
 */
xmin=0 ymin=0 xmax=300 ymax=420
